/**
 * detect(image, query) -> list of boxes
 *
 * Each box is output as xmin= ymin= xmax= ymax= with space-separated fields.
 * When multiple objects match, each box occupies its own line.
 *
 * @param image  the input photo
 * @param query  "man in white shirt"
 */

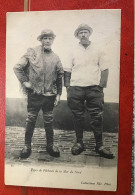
xmin=64 ymin=24 xmax=114 ymax=159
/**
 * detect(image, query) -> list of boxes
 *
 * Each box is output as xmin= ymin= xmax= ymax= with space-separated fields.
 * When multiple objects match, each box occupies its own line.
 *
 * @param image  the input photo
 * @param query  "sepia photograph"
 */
xmin=5 ymin=9 xmax=121 ymax=191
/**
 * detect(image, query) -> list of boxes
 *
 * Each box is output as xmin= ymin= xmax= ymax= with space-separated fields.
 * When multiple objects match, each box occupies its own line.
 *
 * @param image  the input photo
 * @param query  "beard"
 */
xmin=80 ymin=38 xmax=90 ymax=45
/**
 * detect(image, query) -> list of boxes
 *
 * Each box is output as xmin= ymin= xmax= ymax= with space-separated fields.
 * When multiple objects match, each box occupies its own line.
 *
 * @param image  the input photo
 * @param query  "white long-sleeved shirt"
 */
xmin=64 ymin=42 xmax=109 ymax=87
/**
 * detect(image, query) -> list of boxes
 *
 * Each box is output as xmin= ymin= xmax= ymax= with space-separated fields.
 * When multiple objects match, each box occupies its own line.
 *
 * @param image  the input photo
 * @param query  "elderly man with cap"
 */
xmin=14 ymin=29 xmax=64 ymax=158
xmin=64 ymin=24 xmax=114 ymax=159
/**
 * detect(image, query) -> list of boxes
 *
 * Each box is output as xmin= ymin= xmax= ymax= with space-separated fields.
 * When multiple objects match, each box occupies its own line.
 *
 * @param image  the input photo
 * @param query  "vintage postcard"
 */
xmin=5 ymin=9 xmax=121 ymax=191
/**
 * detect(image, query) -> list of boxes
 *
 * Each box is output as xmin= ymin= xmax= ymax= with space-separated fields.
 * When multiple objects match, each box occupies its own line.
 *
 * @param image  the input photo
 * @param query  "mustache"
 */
xmin=81 ymin=36 xmax=88 ymax=39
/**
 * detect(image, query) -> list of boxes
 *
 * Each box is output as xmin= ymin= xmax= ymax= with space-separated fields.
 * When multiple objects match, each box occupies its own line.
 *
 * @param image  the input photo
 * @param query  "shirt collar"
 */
xmin=79 ymin=41 xmax=92 ymax=50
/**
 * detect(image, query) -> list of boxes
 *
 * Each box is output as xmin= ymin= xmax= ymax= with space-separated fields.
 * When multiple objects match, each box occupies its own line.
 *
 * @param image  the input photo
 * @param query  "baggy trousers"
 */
xmin=25 ymin=92 xmax=56 ymax=147
xmin=67 ymin=86 xmax=104 ymax=148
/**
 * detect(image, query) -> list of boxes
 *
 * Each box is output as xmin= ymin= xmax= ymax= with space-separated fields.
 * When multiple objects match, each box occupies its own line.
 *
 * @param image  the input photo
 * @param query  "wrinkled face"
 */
xmin=41 ymin=36 xmax=54 ymax=49
xmin=77 ymin=29 xmax=90 ymax=42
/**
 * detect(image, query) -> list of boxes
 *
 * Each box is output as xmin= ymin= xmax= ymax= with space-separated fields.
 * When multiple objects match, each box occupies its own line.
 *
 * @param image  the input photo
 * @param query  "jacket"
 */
xmin=14 ymin=45 xmax=64 ymax=96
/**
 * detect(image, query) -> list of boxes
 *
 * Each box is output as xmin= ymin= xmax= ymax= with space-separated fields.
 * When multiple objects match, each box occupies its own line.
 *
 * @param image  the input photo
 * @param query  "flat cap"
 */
xmin=74 ymin=24 xmax=93 ymax=38
xmin=37 ymin=29 xmax=56 ymax=41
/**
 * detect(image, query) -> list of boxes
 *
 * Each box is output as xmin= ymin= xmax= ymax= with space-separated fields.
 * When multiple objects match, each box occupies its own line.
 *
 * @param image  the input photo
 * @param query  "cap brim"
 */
xmin=74 ymin=27 xmax=93 ymax=38
xmin=37 ymin=34 xmax=56 ymax=41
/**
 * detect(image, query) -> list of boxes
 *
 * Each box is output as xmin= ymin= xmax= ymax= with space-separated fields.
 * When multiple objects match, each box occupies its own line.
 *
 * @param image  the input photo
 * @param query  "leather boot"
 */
xmin=94 ymin=130 xmax=114 ymax=158
xmin=44 ymin=123 xmax=60 ymax=157
xmin=71 ymin=119 xmax=84 ymax=155
xmin=91 ymin=116 xmax=115 ymax=159
xmin=20 ymin=122 xmax=35 ymax=159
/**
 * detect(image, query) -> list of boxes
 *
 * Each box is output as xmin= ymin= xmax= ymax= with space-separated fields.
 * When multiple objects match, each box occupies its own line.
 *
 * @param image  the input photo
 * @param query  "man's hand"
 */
xmin=23 ymin=82 xmax=32 ymax=89
xmin=66 ymin=86 xmax=70 ymax=92
xmin=97 ymin=85 xmax=103 ymax=92
xmin=54 ymin=94 xmax=61 ymax=107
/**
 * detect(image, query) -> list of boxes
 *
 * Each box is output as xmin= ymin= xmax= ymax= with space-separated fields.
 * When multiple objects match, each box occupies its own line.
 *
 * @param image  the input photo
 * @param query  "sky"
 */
xmin=6 ymin=9 xmax=121 ymax=102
